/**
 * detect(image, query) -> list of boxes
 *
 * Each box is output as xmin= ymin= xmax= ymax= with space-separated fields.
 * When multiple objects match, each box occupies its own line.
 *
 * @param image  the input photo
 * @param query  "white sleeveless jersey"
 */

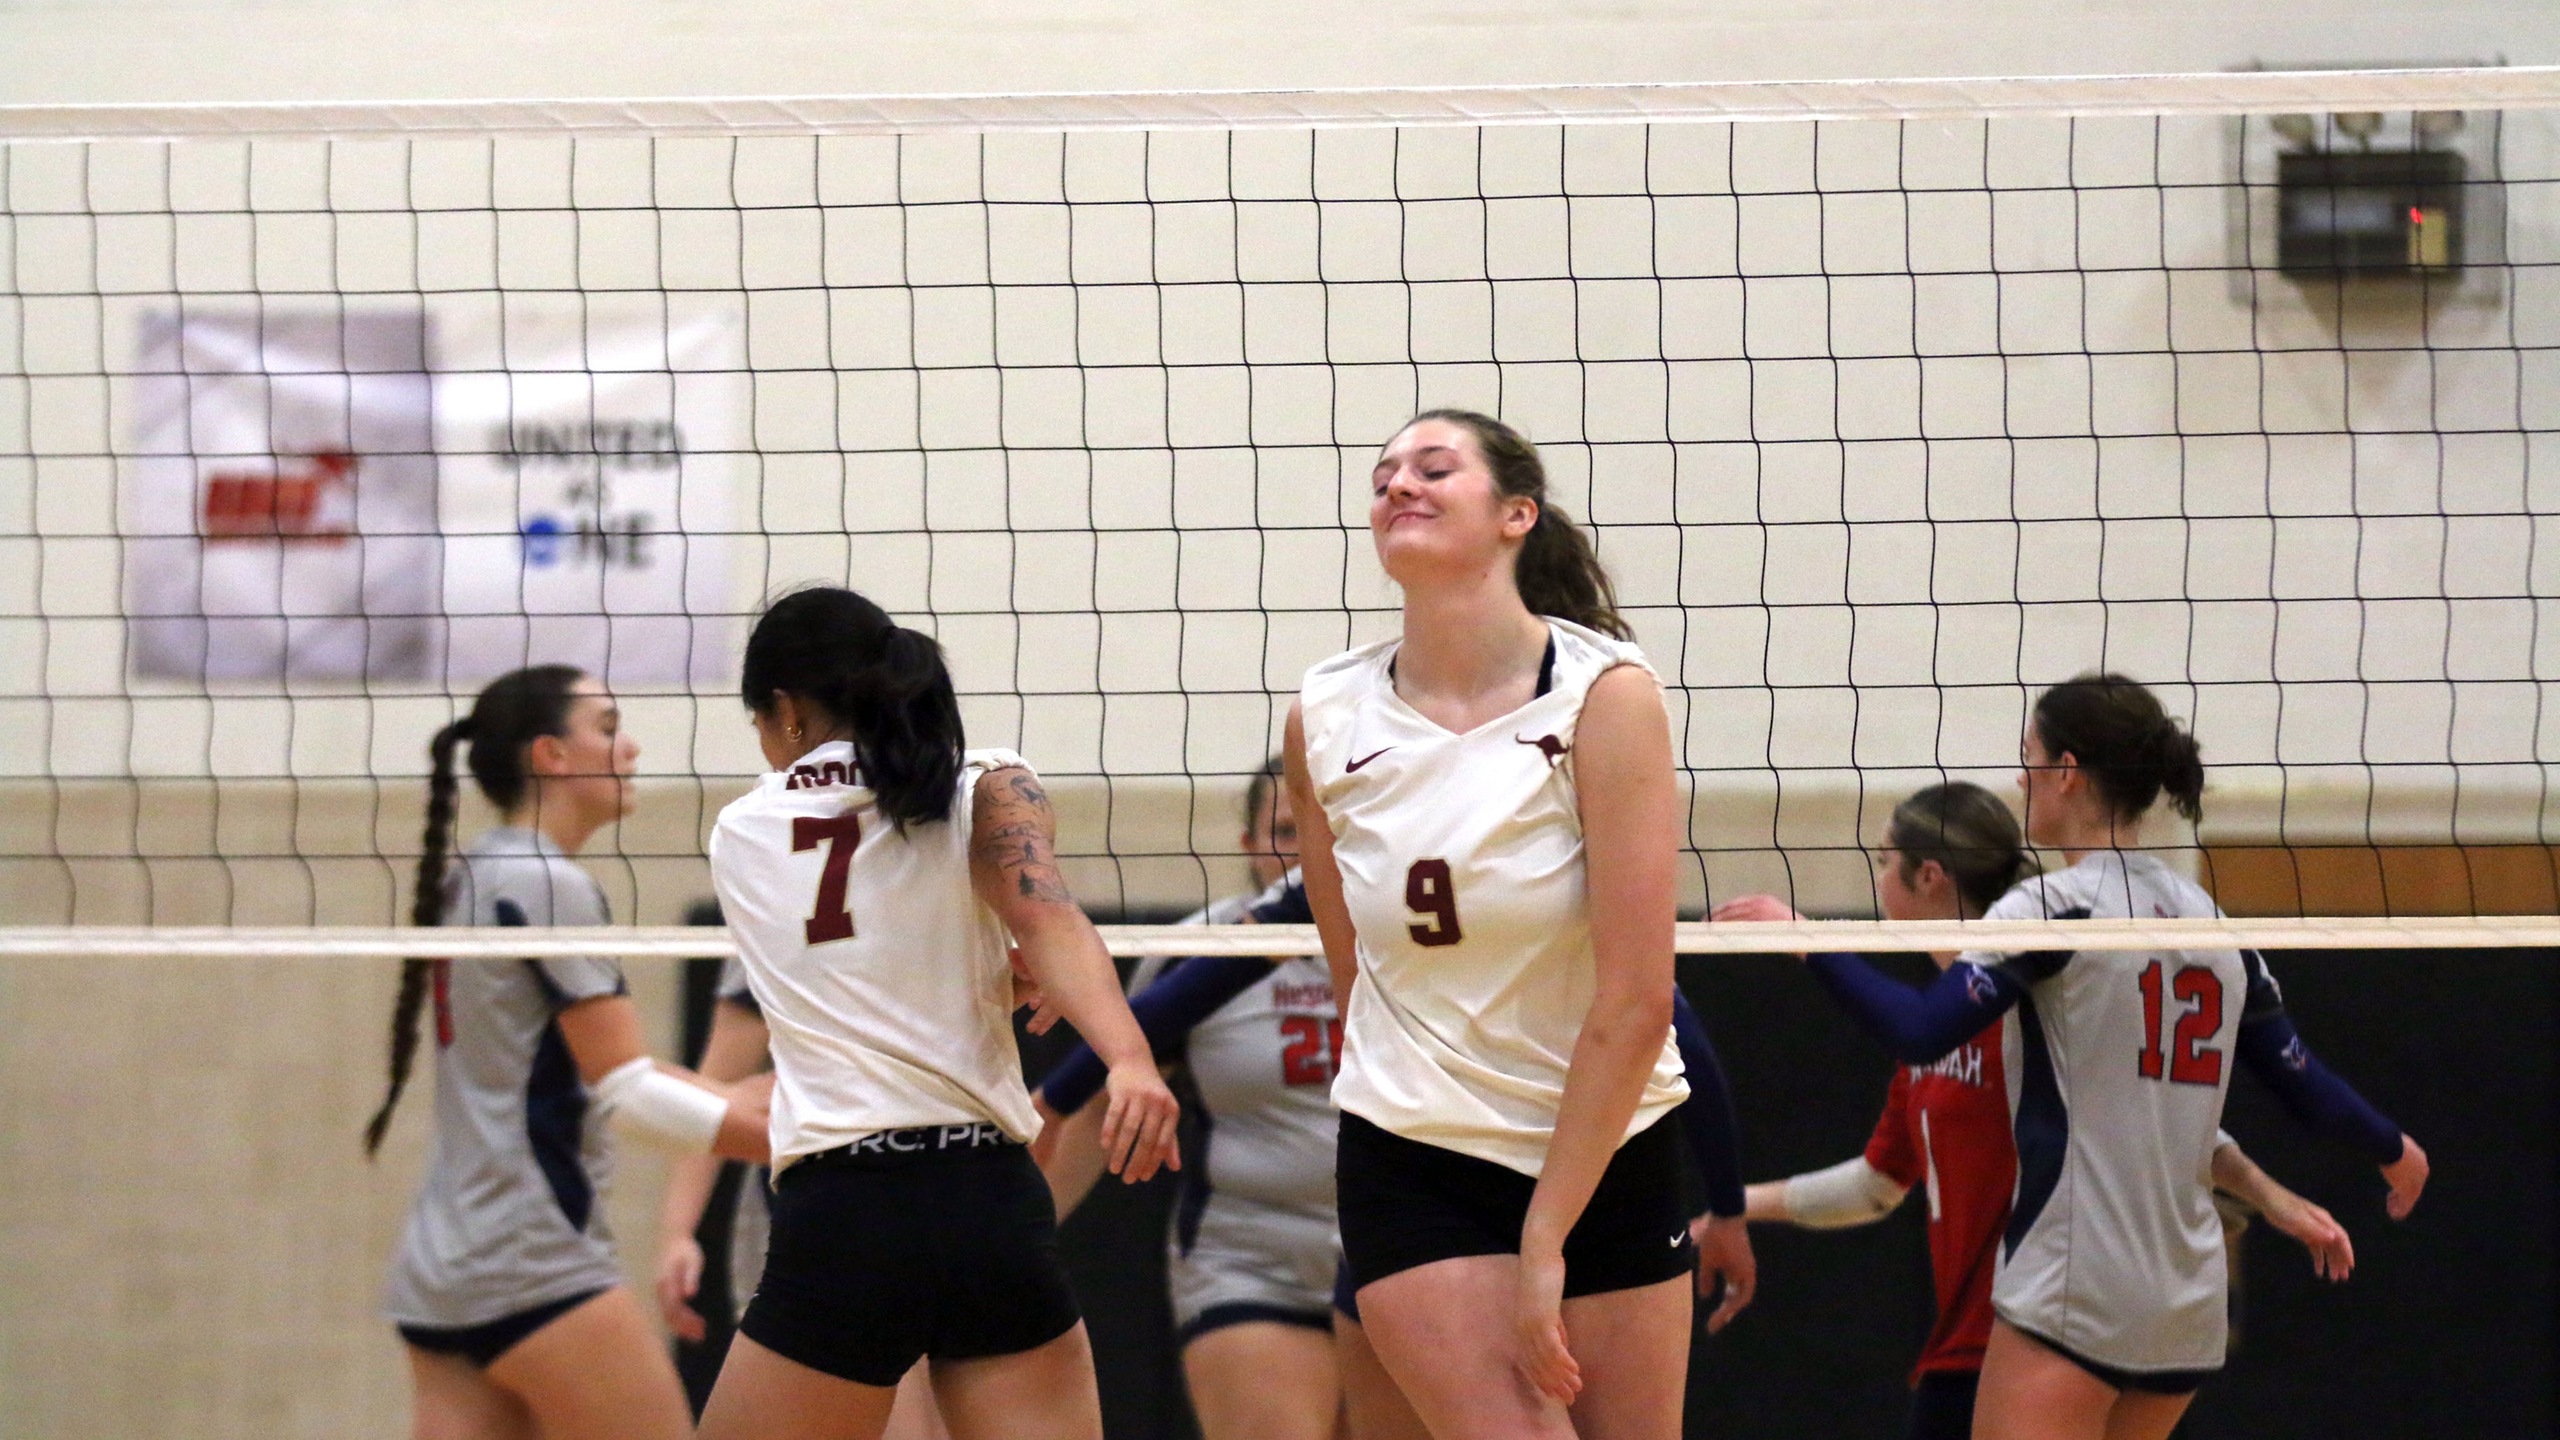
xmin=1966 ymin=851 xmax=2253 ymax=1374
xmin=1300 ymin=618 xmax=1688 ymax=1177
xmin=708 ymin=742 xmax=1042 ymax=1169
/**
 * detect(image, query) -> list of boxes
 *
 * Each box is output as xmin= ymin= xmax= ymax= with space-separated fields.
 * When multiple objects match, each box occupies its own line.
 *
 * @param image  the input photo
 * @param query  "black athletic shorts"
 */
xmin=397 ymin=1287 xmax=604 ymax=1368
xmin=739 ymin=1128 xmax=1081 ymax=1388
xmin=1906 ymin=1370 xmax=1979 ymax=1440
xmin=2017 ymin=1325 xmax=2216 ymax=1397
xmin=1336 ymin=1110 xmax=1695 ymax=1299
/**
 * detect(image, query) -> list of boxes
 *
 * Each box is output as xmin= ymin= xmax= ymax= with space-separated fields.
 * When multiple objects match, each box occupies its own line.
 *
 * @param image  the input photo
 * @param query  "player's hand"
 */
xmin=1711 ymin=894 xmax=1808 ymax=957
xmin=1098 ymin=1062 xmax=1180 ymax=1183
xmin=1010 ymin=946 xmax=1062 ymax=1035
xmin=2258 ymin=1189 xmax=2355 ymax=1281
xmin=1512 ymin=1239 xmax=1581 ymax=1404
xmin=1690 ymin=1211 xmax=1759 ymax=1331
xmin=1712 ymin=894 xmax=1806 ymax=927
xmin=2381 ymin=1134 xmax=2430 ymax=1220
xmin=655 ymin=1236 xmax=708 ymax=1342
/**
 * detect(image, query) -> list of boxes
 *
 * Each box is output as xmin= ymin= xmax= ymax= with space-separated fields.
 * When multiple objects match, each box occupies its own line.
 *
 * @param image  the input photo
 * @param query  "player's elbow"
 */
xmin=1585 ymin=980 xmax=1674 ymax=1052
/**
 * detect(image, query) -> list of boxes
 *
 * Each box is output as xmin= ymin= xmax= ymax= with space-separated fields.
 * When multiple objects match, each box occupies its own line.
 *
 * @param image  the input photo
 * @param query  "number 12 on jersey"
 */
xmin=2135 ymin=959 xmax=2225 ymax=1086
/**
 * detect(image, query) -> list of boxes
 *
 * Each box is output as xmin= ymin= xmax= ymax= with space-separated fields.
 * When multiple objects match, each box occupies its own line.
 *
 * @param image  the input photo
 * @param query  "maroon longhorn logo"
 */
xmin=1516 ymin=733 xmax=1568 ymax=767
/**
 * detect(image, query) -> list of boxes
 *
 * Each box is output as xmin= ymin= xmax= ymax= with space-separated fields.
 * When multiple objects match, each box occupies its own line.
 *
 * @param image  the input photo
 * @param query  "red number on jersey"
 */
xmin=1279 ymin=1015 xmax=1344 ymax=1086
xmin=2168 ymin=966 xmax=2226 ymax=1085
xmin=2135 ymin=960 xmax=2226 ymax=1087
xmin=430 ymin=959 xmax=455 ymax=1048
xmin=792 ymin=811 xmax=864 ymax=945
xmin=1405 ymin=858 xmax=1463 ymax=947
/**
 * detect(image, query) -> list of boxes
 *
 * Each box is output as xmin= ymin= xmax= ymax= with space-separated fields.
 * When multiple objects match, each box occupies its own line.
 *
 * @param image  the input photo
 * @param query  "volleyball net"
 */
xmin=4 ymin=67 xmax=2558 ymax=958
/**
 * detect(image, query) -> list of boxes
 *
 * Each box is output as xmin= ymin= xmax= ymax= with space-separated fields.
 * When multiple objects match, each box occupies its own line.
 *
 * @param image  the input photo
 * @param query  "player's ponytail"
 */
xmin=742 ymin=586 xmax=965 ymax=831
xmin=2032 ymin=672 xmax=2207 ymax=824
xmin=1888 ymin=781 xmax=2036 ymax=917
xmin=366 ymin=667 xmax=584 ymax=1156
xmin=1408 ymin=408 xmax=1632 ymax=642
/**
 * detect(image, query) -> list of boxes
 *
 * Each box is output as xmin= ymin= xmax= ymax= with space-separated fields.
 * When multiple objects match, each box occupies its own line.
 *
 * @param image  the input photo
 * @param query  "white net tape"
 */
xmin=6 ymin=915 xmax=2559 ymax=961
xmin=5 ymin=67 xmax=2559 ymax=142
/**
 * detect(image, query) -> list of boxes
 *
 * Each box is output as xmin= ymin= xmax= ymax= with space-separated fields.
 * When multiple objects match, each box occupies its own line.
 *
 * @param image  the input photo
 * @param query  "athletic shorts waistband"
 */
xmin=788 ymin=1123 xmax=1023 ymax=1172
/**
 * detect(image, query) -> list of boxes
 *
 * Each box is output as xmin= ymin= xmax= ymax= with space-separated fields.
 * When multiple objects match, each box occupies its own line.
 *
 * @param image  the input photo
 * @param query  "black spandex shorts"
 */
xmin=1336 ymin=1110 xmax=1695 ymax=1300
xmin=2017 ymin=1326 xmax=2216 ymax=1397
xmin=397 ymin=1287 xmax=604 ymax=1368
xmin=1905 ymin=1370 xmax=1979 ymax=1440
xmin=739 ymin=1127 xmax=1081 ymax=1388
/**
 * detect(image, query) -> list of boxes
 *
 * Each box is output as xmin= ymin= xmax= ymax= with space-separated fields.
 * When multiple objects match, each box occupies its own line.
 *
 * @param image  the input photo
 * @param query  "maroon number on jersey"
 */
xmin=792 ymin=811 xmax=864 ymax=945
xmin=1405 ymin=858 xmax=1463 ymax=947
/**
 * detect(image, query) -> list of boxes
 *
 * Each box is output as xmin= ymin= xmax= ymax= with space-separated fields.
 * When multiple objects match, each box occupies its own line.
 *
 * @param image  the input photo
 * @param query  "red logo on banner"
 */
xmin=201 ymin=452 xmax=356 ymax=543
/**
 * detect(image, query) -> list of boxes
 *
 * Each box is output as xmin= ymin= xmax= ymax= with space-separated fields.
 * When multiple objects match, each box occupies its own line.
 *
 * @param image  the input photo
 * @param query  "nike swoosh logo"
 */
xmin=1345 ymin=747 xmax=1395 ymax=773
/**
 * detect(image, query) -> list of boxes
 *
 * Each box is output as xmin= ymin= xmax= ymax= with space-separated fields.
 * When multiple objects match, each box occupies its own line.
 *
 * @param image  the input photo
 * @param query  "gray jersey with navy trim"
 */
xmin=1970 ymin=852 xmax=2253 ymax=1374
xmin=1137 ymin=876 xmax=1342 ymax=1325
xmin=716 ymin=955 xmax=771 ymax=1321
xmin=384 ymin=828 xmax=631 ymax=1328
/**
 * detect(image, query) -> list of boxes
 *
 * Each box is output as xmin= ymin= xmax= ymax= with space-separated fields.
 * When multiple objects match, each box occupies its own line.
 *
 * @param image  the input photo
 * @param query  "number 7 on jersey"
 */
xmin=793 ymin=811 xmax=863 ymax=944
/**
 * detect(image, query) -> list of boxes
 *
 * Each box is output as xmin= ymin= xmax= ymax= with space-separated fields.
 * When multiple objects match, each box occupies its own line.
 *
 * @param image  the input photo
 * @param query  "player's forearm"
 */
xmin=1742 ymin=1180 xmax=1791 ymax=1223
xmin=1525 ymin=982 xmax=1674 ymax=1251
xmin=1015 ymin=912 xmax=1154 ymax=1071
xmin=1670 ymin=990 xmax=1746 ymax=1218
xmin=1805 ymin=953 xmax=2018 ymax=1065
xmin=2208 ymin=1136 xmax=2280 ymax=1211
xmin=1775 ymin=1156 xmax=1908 ymax=1229
xmin=693 ymin=1001 xmax=770 ymax=1084
xmin=2235 ymin=1014 xmax=2404 ymax=1164
xmin=659 ymin=1151 xmax=725 ymax=1241
xmin=1035 ymin=1097 xmax=1111 ymax=1219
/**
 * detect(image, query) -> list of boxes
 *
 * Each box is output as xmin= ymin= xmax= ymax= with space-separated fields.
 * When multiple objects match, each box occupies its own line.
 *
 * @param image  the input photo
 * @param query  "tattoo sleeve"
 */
xmin=973 ymin=769 xmax=1077 ymax=906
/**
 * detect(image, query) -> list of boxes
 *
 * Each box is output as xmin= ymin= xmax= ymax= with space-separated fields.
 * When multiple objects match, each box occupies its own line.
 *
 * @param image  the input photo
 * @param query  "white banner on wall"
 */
xmin=125 ymin=304 xmax=739 ymax=689
xmin=126 ymin=310 xmax=442 ymax=681
xmin=434 ymin=302 xmax=741 ymax=689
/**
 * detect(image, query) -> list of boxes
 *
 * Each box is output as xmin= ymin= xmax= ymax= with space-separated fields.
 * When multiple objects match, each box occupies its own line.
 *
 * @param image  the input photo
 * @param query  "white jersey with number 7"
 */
xmin=708 ymin=741 xmax=1043 ymax=1170
xmin=1299 ymin=618 xmax=1688 ymax=1178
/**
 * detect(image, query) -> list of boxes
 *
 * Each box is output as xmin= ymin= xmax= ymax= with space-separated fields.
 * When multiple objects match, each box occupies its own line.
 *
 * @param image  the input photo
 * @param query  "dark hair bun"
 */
xmin=2033 ymin=673 xmax=2205 ymax=824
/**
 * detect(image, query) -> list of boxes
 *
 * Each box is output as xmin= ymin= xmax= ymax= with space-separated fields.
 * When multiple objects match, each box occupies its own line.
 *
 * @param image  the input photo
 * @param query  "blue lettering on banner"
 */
xmin=520 ymin=514 xmax=563 ymax=566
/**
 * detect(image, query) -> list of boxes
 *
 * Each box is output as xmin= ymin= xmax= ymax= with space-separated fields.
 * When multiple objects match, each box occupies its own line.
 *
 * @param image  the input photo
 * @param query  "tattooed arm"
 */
xmin=969 ymin=766 xmax=1180 ymax=1183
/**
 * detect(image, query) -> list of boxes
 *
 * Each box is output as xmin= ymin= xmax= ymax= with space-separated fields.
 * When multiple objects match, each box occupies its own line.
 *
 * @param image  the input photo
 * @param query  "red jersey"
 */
xmin=1861 ymin=1023 xmax=2013 ymax=1382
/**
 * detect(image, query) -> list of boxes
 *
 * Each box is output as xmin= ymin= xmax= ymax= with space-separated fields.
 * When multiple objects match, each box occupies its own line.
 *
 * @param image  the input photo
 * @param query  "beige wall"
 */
xmin=0 ymin=950 xmax=685 ymax=1438
xmin=0 ymin=0 xmax=2551 ymax=104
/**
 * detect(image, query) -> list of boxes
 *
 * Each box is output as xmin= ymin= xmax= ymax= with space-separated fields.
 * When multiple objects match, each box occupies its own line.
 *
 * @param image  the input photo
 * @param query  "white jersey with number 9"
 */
xmin=1300 ymin=618 xmax=1688 ymax=1178
xmin=709 ymin=740 xmax=1042 ymax=1170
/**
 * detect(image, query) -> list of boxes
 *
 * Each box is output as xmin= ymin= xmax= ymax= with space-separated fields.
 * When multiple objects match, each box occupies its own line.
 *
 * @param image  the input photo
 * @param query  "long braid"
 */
xmin=365 ymin=716 xmax=471 ymax=1156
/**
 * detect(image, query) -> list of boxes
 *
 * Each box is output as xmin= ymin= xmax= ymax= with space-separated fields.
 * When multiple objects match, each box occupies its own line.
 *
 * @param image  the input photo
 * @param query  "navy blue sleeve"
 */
xmin=2232 ymin=953 xmax=2404 ymax=1164
xmin=1251 ymin=879 xmax=1311 ymax=926
xmin=1670 ymin=989 xmax=1745 ymax=1219
xmin=1804 ymin=951 xmax=2062 ymax=1066
xmin=1037 ymin=953 xmax=1275 ymax=1116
